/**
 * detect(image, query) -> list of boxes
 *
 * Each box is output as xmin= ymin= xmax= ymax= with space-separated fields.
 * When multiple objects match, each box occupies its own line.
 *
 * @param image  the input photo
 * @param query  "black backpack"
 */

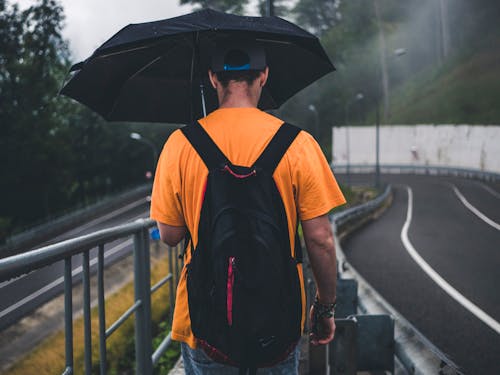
xmin=181 ymin=121 xmax=303 ymax=374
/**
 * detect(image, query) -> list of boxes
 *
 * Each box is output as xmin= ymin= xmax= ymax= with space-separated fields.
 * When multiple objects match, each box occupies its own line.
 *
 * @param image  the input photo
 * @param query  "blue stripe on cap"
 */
xmin=224 ymin=63 xmax=251 ymax=71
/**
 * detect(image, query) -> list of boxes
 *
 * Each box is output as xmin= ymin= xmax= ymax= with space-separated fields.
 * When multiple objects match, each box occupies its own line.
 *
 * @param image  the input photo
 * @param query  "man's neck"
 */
xmin=217 ymin=81 xmax=261 ymax=108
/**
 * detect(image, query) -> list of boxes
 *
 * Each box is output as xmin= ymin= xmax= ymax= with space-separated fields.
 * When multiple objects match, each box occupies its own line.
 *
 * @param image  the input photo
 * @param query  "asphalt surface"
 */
xmin=338 ymin=174 xmax=500 ymax=374
xmin=0 ymin=197 xmax=151 ymax=331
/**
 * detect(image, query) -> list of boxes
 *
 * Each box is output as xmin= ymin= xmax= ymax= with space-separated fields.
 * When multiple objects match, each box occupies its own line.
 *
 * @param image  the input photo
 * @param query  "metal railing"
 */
xmin=331 ymin=184 xmax=392 ymax=232
xmin=0 ymin=218 xmax=181 ymax=375
xmin=331 ymin=163 xmax=500 ymax=182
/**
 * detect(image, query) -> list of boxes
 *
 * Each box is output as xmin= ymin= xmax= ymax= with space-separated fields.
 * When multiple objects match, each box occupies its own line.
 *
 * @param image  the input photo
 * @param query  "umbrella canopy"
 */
xmin=60 ymin=8 xmax=335 ymax=124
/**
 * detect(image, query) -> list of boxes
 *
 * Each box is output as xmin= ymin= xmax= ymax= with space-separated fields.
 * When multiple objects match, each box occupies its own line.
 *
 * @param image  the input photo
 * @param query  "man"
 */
xmin=150 ymin=40 xmax=345 ymax=374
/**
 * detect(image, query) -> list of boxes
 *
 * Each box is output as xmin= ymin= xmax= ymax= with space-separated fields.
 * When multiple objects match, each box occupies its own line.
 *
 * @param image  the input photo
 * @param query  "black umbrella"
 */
xmin=60 ymin=8 xmax=335 ymax=124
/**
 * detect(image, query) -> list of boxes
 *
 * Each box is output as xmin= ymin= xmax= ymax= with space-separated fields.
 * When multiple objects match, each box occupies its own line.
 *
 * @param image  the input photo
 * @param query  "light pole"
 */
xmin=308 ymin=104 xmax=320 ymax=139
xmin=375 ymin=97 xmax=381 ymax=188
xmin=130 ymin=132 xmax=159 ymax=172
xmin=344 ymin=93 xmax=364 ymax=185
xmin=374 ymin=48 xmax=406 ymax=188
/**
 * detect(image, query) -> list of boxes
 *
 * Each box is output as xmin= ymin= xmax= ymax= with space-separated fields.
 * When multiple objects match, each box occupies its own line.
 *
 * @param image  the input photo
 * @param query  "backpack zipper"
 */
xmin=227 ymin=256 xmax=235 ymax=326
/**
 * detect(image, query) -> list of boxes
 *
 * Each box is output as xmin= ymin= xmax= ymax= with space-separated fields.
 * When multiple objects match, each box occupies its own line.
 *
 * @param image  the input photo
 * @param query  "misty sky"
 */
xmin=15 ymin=0 xmax=195 ymax=61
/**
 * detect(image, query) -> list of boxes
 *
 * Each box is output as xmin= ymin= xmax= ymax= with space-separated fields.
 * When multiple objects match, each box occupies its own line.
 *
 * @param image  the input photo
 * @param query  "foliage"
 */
xmin=292 ymin=0 xmax=341 ymax=36
xmin=179 ymin=0 xmax=247 ymax=14
xmin=279 ymin=0 xmax=500 ymax=157
xmin=256 ymin=0 xmax=289 ymax=17
xmin=153 ymin=321 xmax=181 ymax=375
xmin=1 ymin=0 xmax=70 ymax=234
xmin=178 ymin=0 xmax=290 ymax=17
xmin=0 ymin=0 xmax=175 ymax=241
xmin=388 ymin=45 xmax=500 ymax=124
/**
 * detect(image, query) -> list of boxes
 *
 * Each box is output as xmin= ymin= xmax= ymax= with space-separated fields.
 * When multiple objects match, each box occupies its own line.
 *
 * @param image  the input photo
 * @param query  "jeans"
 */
xmin=181 ymin=342 xmax=300 ymax=375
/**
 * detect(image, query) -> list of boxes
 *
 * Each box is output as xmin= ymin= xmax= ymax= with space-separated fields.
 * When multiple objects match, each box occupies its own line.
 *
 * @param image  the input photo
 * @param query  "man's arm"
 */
xmin=157 ymin=222 xmax=187 ymax=247
xmin=301 ymin=214 xmax=337 ymax=345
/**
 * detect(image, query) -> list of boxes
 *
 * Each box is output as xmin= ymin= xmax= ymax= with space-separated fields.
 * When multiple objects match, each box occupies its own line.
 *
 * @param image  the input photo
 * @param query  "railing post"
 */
xmin=83 ymin=250 xmax=92 ymax=375
xmin=133 ymin=226 xmax=153 ymax=375
xmin=174 ymin=244 xmax=180 ymax=286
xmin=64 ymin=257 xmax=74 ymax=374
xmin=97 ymin=244 xmax=107 ymax=375
xmin=168 ymin=245 xmax=175 ymax=322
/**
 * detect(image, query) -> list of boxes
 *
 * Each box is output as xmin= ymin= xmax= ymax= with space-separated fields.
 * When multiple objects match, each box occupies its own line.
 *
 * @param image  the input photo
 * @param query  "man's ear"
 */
xmin=208 ymin=70 xmax=218 ymax=89
xmin=259 ymin=67 xmax=269 ymax=87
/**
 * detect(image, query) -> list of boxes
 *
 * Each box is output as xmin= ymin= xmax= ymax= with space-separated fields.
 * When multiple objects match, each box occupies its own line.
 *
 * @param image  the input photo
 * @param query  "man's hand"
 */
xmin=309 ymin=304 xmax=336 ymax=345
xmin=302 ymin=214 xmax=337 ymax=346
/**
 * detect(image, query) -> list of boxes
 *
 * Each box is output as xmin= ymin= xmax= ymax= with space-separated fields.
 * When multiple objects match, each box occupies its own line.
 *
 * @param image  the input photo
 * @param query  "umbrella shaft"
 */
xmin=200 ymin=83 xmax=207 ymax=117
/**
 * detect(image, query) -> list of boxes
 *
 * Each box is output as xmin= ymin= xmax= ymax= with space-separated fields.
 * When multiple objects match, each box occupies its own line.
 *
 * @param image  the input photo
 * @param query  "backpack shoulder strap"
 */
xmin=180 ymin=121 xmax=228 ymax=170
xmin=255 ymin=122 xmax=301 ymax=173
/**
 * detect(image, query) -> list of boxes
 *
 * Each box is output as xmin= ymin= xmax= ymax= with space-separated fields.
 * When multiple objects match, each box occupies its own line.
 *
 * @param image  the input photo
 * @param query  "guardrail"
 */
xmin=331 ymin=164 xmax=500 ymax=182
xmin=330 ymin=185 xmax=462 ymax=374
xmin=1 ymin=183 xmax=152 ymax=258
xmin=0 ymin=218 xmax=181 ymax=375
xmin=332 ymin=184 xmax=392 ymax=232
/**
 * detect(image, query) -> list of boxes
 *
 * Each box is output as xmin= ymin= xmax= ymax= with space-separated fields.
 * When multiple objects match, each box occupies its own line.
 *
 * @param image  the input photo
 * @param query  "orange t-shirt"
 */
xmin=150 ymin=107 xmax=346 ymax=348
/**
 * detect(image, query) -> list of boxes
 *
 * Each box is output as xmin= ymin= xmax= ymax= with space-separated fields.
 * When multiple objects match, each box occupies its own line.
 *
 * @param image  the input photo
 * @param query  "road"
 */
xmin=338 ymin=174 xmax=500 ymax=374
xmin=0 ymin=197 xmax=151 ymax=331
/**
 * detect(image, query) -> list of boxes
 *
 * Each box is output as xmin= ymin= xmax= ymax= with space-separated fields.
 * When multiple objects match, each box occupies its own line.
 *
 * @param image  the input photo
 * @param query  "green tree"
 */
xmin=256 ymin=0 xmax=289 ymax=17
xmin=0 ymin=0 xmax=72 ymax=234
xmin=0 ymin=0 xmax=178 ymax=241
xmin=292 ymin=0 xmax=341 ymax=36
xmin=281 ymin=0 xmax=415 ymax=151
xmin=179 ymin=0 xmax=247 ymax=14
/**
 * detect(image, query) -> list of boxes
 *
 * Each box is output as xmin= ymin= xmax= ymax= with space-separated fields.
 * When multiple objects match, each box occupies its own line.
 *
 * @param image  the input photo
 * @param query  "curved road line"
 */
xmin=451 ymin=185 xmax=500 ymax=231
xmin=400 ymin=185 xmax=500 ymax=334
xmin=475 ymin=181 xmax=500 ymax=200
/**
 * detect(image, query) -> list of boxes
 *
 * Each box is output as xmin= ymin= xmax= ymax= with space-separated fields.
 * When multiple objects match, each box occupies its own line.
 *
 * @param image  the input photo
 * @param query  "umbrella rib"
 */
xmin=255 ymin=38 xmax=292 ymax=45
xmin=107 ymin=34 xmax=195 ymax=121
xmin=95 ymin=44 xmax=154 ymax=59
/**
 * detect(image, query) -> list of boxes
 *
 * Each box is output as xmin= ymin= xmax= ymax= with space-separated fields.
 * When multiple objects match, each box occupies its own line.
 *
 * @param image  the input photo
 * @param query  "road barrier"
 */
xmin=0 ymin=218 xmax=181 ymax=375
xmin=332 ymin=164 xmax=500 ymax=182
xmin=328 ymin=185 xmax=463 ymax=375
xmin=0 ymin=183 xmax=152 ymax=259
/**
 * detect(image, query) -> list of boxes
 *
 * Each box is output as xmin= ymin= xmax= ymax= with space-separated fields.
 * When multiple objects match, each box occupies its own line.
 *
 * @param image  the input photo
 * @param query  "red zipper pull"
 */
xmin=227 ymin=256 xmax=235 ymax=326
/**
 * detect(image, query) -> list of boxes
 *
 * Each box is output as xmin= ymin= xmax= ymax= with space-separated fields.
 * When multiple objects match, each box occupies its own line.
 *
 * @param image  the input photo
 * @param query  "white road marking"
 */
xmin=475 ymin=181 xmax=500 ymax=200
xmin=401 ymin=186 xmax=500 ymax=334
xmin=0 ymin=238 xmax=133 ymax=319
xmin=64 ymin=197 xmax=149 ymax=236
xmin=0 ymin=274 xmax=26 ymax=289
xmin=451 ymin=185 xmax=500 ymax=231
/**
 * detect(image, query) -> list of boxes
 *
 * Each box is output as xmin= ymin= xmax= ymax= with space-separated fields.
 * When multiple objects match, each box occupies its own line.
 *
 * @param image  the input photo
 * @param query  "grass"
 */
xmin=387 ymin=39 xmax=500 ymax=125
xmin=330 ymin=184 xmax=379 ymax=215
xmin=5 ymin=244 xmax=180 ymax=375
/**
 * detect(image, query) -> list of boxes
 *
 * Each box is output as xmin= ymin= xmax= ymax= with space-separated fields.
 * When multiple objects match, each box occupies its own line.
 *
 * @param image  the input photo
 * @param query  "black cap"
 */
xmin=211 ymin=39 xmax=266 ymax=73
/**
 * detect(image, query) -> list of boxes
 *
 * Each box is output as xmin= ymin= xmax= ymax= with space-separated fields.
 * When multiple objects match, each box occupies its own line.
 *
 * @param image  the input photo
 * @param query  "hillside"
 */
xmin=388 ymin=40 xmax=500 ymax=125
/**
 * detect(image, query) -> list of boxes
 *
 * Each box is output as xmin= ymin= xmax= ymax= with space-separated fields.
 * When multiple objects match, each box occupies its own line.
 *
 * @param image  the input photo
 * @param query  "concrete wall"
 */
xmin=332 ymin=125 xmax=500 ymax=173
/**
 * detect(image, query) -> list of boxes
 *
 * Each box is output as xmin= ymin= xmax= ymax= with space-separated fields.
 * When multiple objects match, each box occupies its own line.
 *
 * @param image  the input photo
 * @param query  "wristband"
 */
xmin=313 ymin=296 xmax=336 ymax=319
